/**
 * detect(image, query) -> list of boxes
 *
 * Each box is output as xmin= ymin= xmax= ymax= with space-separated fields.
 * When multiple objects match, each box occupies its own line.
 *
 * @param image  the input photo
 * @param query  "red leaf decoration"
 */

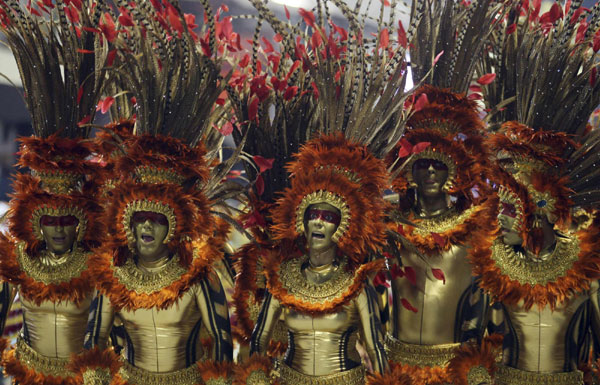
xmin=298 ymin=8 xmax=316 ymax=28
xmin=255 ymin=174 xmax=265 ymax=196
xmin=77 ymin=49 xmax=94 ymax=54
xmin=253 ymin=155 xmax=275 ymax=173
xmin=382 ymin=252 xmax=393 ymax=260
xmin=248 ymin=96 xmax=259 ymax=123
xmin=396 ymin=224 xmax=405 ymax=236
xmin=283 ymin=86 xmax=298 ymax=100
xmin=413 ymin=93 xmax=429 ymax=112
xmin=107 ymin=49 xmax=117 ymax=66
xmin=397 ymin=21 xmax=407 ymax=48
xmin=77 ymin=115 xmax=91 ymax=127
xmin=243 ymin=209 xmax=267 ymax=229
xmin=118 ymin=7 xmax=134 ymax=27
xmin=468 ymin=93 xmax=483 ymax=100
xmin=404 ymin=266 xmax=417 ymax=286
xmin=218 ymin=121 xmax=233 ymax=136
xmin=590 ymin=67 xmax=597 ymax=87
xmin=477 ymin=73 xmax=496 ymax=85
xmin=433 ymin=50 xmax=444 ymax=64
xmin=379 ymin=28 xmax=389 ymax=50
xmin=594 ymin=30 xmax=600 ymax=52
xmin=373 ymin=271 xmax=390 ymax=288
xmin=239 ymin=54 xmax=250 ymax=68
xmin=401 ymin=298 xmax=418 ymax=313
xmin=397 ymin=138 xmax=413 ymax=158
xmin=411 ymin=141 xmax=430 ymax=154
xmin=77 ymin=85 xmax=84 ymax=104
xmin=431 ymin=232 xmax=446 ymax=247
xmin=390 ymin=263 xmax=404 ymax=279
xmin=506 ymin=23 xmax=517 ymax=34
xmin=284 ymin=5 xmax=290 ymax=20
xmin=431 ymin=268 xmax=446 ymax=284
xmin=99 ymin=13 xmax=118 ymax=43
xmin=96 ymin=96 xmax=114 ymax=114
xmin=262 ymin=37 xmax=274 ymax=53
xmin=469 ymin=84 xmax=483 ymax=93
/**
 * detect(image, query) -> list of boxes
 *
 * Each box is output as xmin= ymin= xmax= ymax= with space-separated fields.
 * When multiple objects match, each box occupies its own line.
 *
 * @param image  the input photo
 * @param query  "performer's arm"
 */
xmin=356 ymin=283 xmax=388 ymax=374
xmin=196 ymin=270 xmax=233 ymax=361
xmin=0 ymin=283 xmax=16 ymax=336
xmin=589 ymin=281 xmax=600 ymax=361
xmin=83 ymin=291 xmax=115 ymax=350
xmin=249 ymin=291 xmax=282 ymax=355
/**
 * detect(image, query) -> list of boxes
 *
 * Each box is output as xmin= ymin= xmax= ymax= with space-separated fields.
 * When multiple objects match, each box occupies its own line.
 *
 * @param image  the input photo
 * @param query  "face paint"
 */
xmin=304 ymin=203 xmax=340 ymax=253
xmin=307 ymin=209 xmax=341 ymax=226
xmin=132 ymin=211 xmax=169 ymax=226
xmin=132 ymin=211 xmax=170 ymax=261
xmin=40 ymin=215 xmax=79 ymax=227
xmin=40 ymin=216 xmax=78 ymax=254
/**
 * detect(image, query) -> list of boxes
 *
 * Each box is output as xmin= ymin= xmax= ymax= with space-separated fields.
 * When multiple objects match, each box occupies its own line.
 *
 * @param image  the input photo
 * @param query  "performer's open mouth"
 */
xmin=142 ymin=235 xmax=155 ymax=243
xmin=312 ymin=232 xmax=325 ymax=239
xmin=52 ymin=236 xmax=66 ymax=244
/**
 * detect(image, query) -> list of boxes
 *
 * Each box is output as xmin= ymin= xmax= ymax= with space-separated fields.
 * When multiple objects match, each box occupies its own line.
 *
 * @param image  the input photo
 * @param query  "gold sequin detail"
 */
xmin=385 ymin=334 xmax=459 ymax=367
xmin=295 ymin=191 xmax=350 ymax=244
xmin=204 ymin=377 xmax=232 ymax=385
xmin=15 ymin=337 xmax=75 ymax=378
xmin=112 ymin=254 xmax=188 ymax=294
xmin=16 ymin=242 xmax=89 ymax=285
xmin=135 ymin=166 xmax=186 ymax=185
xmin=31 ymin=205 xmax=88 ymax=242
xmin=490 ymin=237 xmax=580 ymax=286
xmin=276 ymin=361 xmax=365 ymax=385
xmin=246 ymin=369 xmax=272 ymax=385
xmin=467 ymin=366 xmax=491 ymax=385
xmin=279 ymin=256 xmax=354 ymax=303
xmin=122 ymin=199 xmax=177 ymax=251
xmin=410 ymin=206 xmax=478 ymax=236
xmin=82 ymin=368 xmax=111 ymax=385
xmin=118 ymin=358 xmax=201 ymax=385
xmin=34 ymin=170 xmax=82 ymax=194
xmin=495 ymin=364 xmax=583 ymax=385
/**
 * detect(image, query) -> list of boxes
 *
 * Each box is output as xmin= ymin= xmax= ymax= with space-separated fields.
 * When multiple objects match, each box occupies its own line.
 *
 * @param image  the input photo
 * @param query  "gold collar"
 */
xmin=16 ymin=242 xmax=89 ymax=285
xmin=112 ymin=254 xmax=188 ymax=295
xmin=490 ymin=237 xmax=580 ymax=286
xmin=410 ymin=205 xmax=478 ymax=236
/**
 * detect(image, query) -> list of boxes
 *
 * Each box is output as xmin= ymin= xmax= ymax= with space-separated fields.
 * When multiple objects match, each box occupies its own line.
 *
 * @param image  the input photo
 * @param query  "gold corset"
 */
xmin=504 ymin=295 xmax=588 ymax=373
xmin=116 ymin=286 xmax=206 ymax=373
xmin=392 ymin=244 xmax=472 ymax=344
xmin=283 ymin=301 xmax=362 ymax=376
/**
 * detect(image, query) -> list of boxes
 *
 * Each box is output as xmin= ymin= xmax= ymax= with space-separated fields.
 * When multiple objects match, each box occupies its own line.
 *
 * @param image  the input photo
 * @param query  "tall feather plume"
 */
xmin=410 ymin=0 xmax=509 ymax=94
xmin=480 ymin=0 xmax=600 ymax=208
xmin=0 ymin=0 xmax=108 ymax=138
xmin=105 ymin=0 xmax=244 ymax=209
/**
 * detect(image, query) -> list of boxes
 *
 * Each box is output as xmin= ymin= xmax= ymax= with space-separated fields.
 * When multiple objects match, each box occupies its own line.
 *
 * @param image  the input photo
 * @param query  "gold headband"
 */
xmin=405 ymin=148 xmax=457 ymax=192
xmin=31 ymin=205 xmax=87 ymax=242
xmin=497 ymin=185 xmax=525 ymax=233
xmin=135 ymin=166 xmax=186 ymax=186
xmin=295 ymin=190 xmax=351 ymax=244
xmin=122 ymin=199 xmax=177 ymax=252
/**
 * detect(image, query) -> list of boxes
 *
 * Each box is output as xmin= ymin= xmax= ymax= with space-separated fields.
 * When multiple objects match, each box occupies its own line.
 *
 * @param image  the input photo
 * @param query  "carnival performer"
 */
xmin=0 ymin=1 xmax=109 ymax=384
xmin=229 ymin=1 xmax=421 ymax=383
xmin=471 ymin=2 xmax=600 ymax=383
xmin=382 ymin=2 xmax=511 ymax=384
xmin=76 ymin=2 xmax=239 ymax=384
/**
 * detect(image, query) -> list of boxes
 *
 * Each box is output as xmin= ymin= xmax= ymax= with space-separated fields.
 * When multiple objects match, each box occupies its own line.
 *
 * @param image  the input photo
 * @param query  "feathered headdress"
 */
xmin=481 ymin=1 xmax=600 ymax=243
xmin=0 ymin=0 xmax=108 ymax=254
xmin=94 ymin=0 xmax=242 ymax=267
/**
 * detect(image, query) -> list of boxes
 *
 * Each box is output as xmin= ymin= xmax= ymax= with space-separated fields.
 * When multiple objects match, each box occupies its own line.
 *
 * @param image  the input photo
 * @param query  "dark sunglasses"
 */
xmin=413 ymin=159 xmax=448 ymax=171
xmin=500 ymin=202 xmax=517 ymax=218
xmin=40 ymin=215 xmax=79 ymax=227
xmin=132 ymin=211 xmax=169 ymax=226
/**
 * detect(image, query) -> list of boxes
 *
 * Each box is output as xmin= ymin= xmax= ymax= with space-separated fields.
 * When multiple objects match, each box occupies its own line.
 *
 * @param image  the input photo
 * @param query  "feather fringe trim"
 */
xmin=473 ymin=216 xmax=600 ymax=310
xmin=89 ymin=238 xmax=219 ymax=311
xmin=1 ymin=345 xmax=77 ymax=385
xmin=264 ymin=250 xmax=385 ymax=315
xmin=397 ymin=198 xmax=498 ymax=255
xmin=0 ymin=233 xmax=93 ymax=306
xmin=233 ymin=354 xmax=277 ymax=385
xmin=366 ymin=364 xmax=414 ymax=385
xmin=67 ymin=347 xmax=122 ymax=382
xmin=197 ymin=360 xmax=234 ymax=384
xmin=447 ymin=334 xmax=503 ymax=385
xmin=389 ymin=361 xmax=450 ymax=385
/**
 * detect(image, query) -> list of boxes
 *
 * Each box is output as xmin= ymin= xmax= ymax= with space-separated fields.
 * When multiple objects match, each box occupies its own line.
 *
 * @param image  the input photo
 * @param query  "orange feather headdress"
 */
xmin=387 ymin=86 xmax=491 ymax=208
xmin=271 ymin=133 xmax=388 ymax=266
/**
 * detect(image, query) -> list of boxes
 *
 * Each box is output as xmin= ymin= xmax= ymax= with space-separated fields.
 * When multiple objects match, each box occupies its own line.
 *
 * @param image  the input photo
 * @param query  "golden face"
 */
xmin=497 ymin=202 xmax=523 ymax=246
xmin=411 ymin=158 xmax=449 ymax=197
xmin=304 ymin=203 xmax=341 ymax=253
xmin=40 ymin=215 xmax=78 ymax=254
xmin=132 ymin=211 xmax=170 ymax=261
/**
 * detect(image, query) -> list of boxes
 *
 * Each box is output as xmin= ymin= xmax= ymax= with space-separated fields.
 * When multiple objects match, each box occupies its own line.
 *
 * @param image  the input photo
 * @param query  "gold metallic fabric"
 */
xmin=118 ymin=357 xmax=201 ymax=385
xmin=391 ymin=244 xmax=472 ymax=344
xmin=276 ymin=360 xmax=365 ymax=385
xmin=495 ymin=364 xmax=583 ymax=385
xmin=503 ymin=294 xmax=588 ymax=373
xmin=17 ymin=242 xmax=89 ymax=285
xmin=112 ymin=254 xmax=188 ymax=294
xmin=20 ymin=293 xmax=91 ymax=358
xmin=384 ymin=334 xmax=459 ymax=367
xmin=14 ymin=336 xmax=75 ymax=378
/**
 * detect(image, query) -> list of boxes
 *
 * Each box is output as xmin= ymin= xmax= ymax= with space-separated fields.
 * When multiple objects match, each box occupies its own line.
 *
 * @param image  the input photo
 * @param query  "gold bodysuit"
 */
xmin=251 ymin=258 xmax=387 ymax=384
xmin=85 ymin=256 xmax=232 ymax=384
xmin=488 ymin=240 xmax=600 ymax=385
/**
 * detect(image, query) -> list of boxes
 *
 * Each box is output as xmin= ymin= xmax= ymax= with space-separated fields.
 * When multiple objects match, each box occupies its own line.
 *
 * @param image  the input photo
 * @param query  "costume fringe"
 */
xmin=389 ymin=361 xmax=450 ymax=385
xmin=447 ymin=334 xmax=503 ymax=385
xmin=232 ymin=354 xmax=277 ymax=385
xmin=0 ymin=233 xmax=94 ymax=306
xmin=68 ymin=347 xmax=122 ymax=382
xmin=473 ymin=217 xmax=600 ymax=310
xmin=2 ymin=344 xmax=77 ymax=385
xmin=197 ymin=360 xmax=234 ymax=384
xmin=264 ymin=251 xmax=385 ymax=315
xmin=90 ymin=238 xmax=218 ymax=311
xmin=366 ymin=363 xmax=413 ymax=385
